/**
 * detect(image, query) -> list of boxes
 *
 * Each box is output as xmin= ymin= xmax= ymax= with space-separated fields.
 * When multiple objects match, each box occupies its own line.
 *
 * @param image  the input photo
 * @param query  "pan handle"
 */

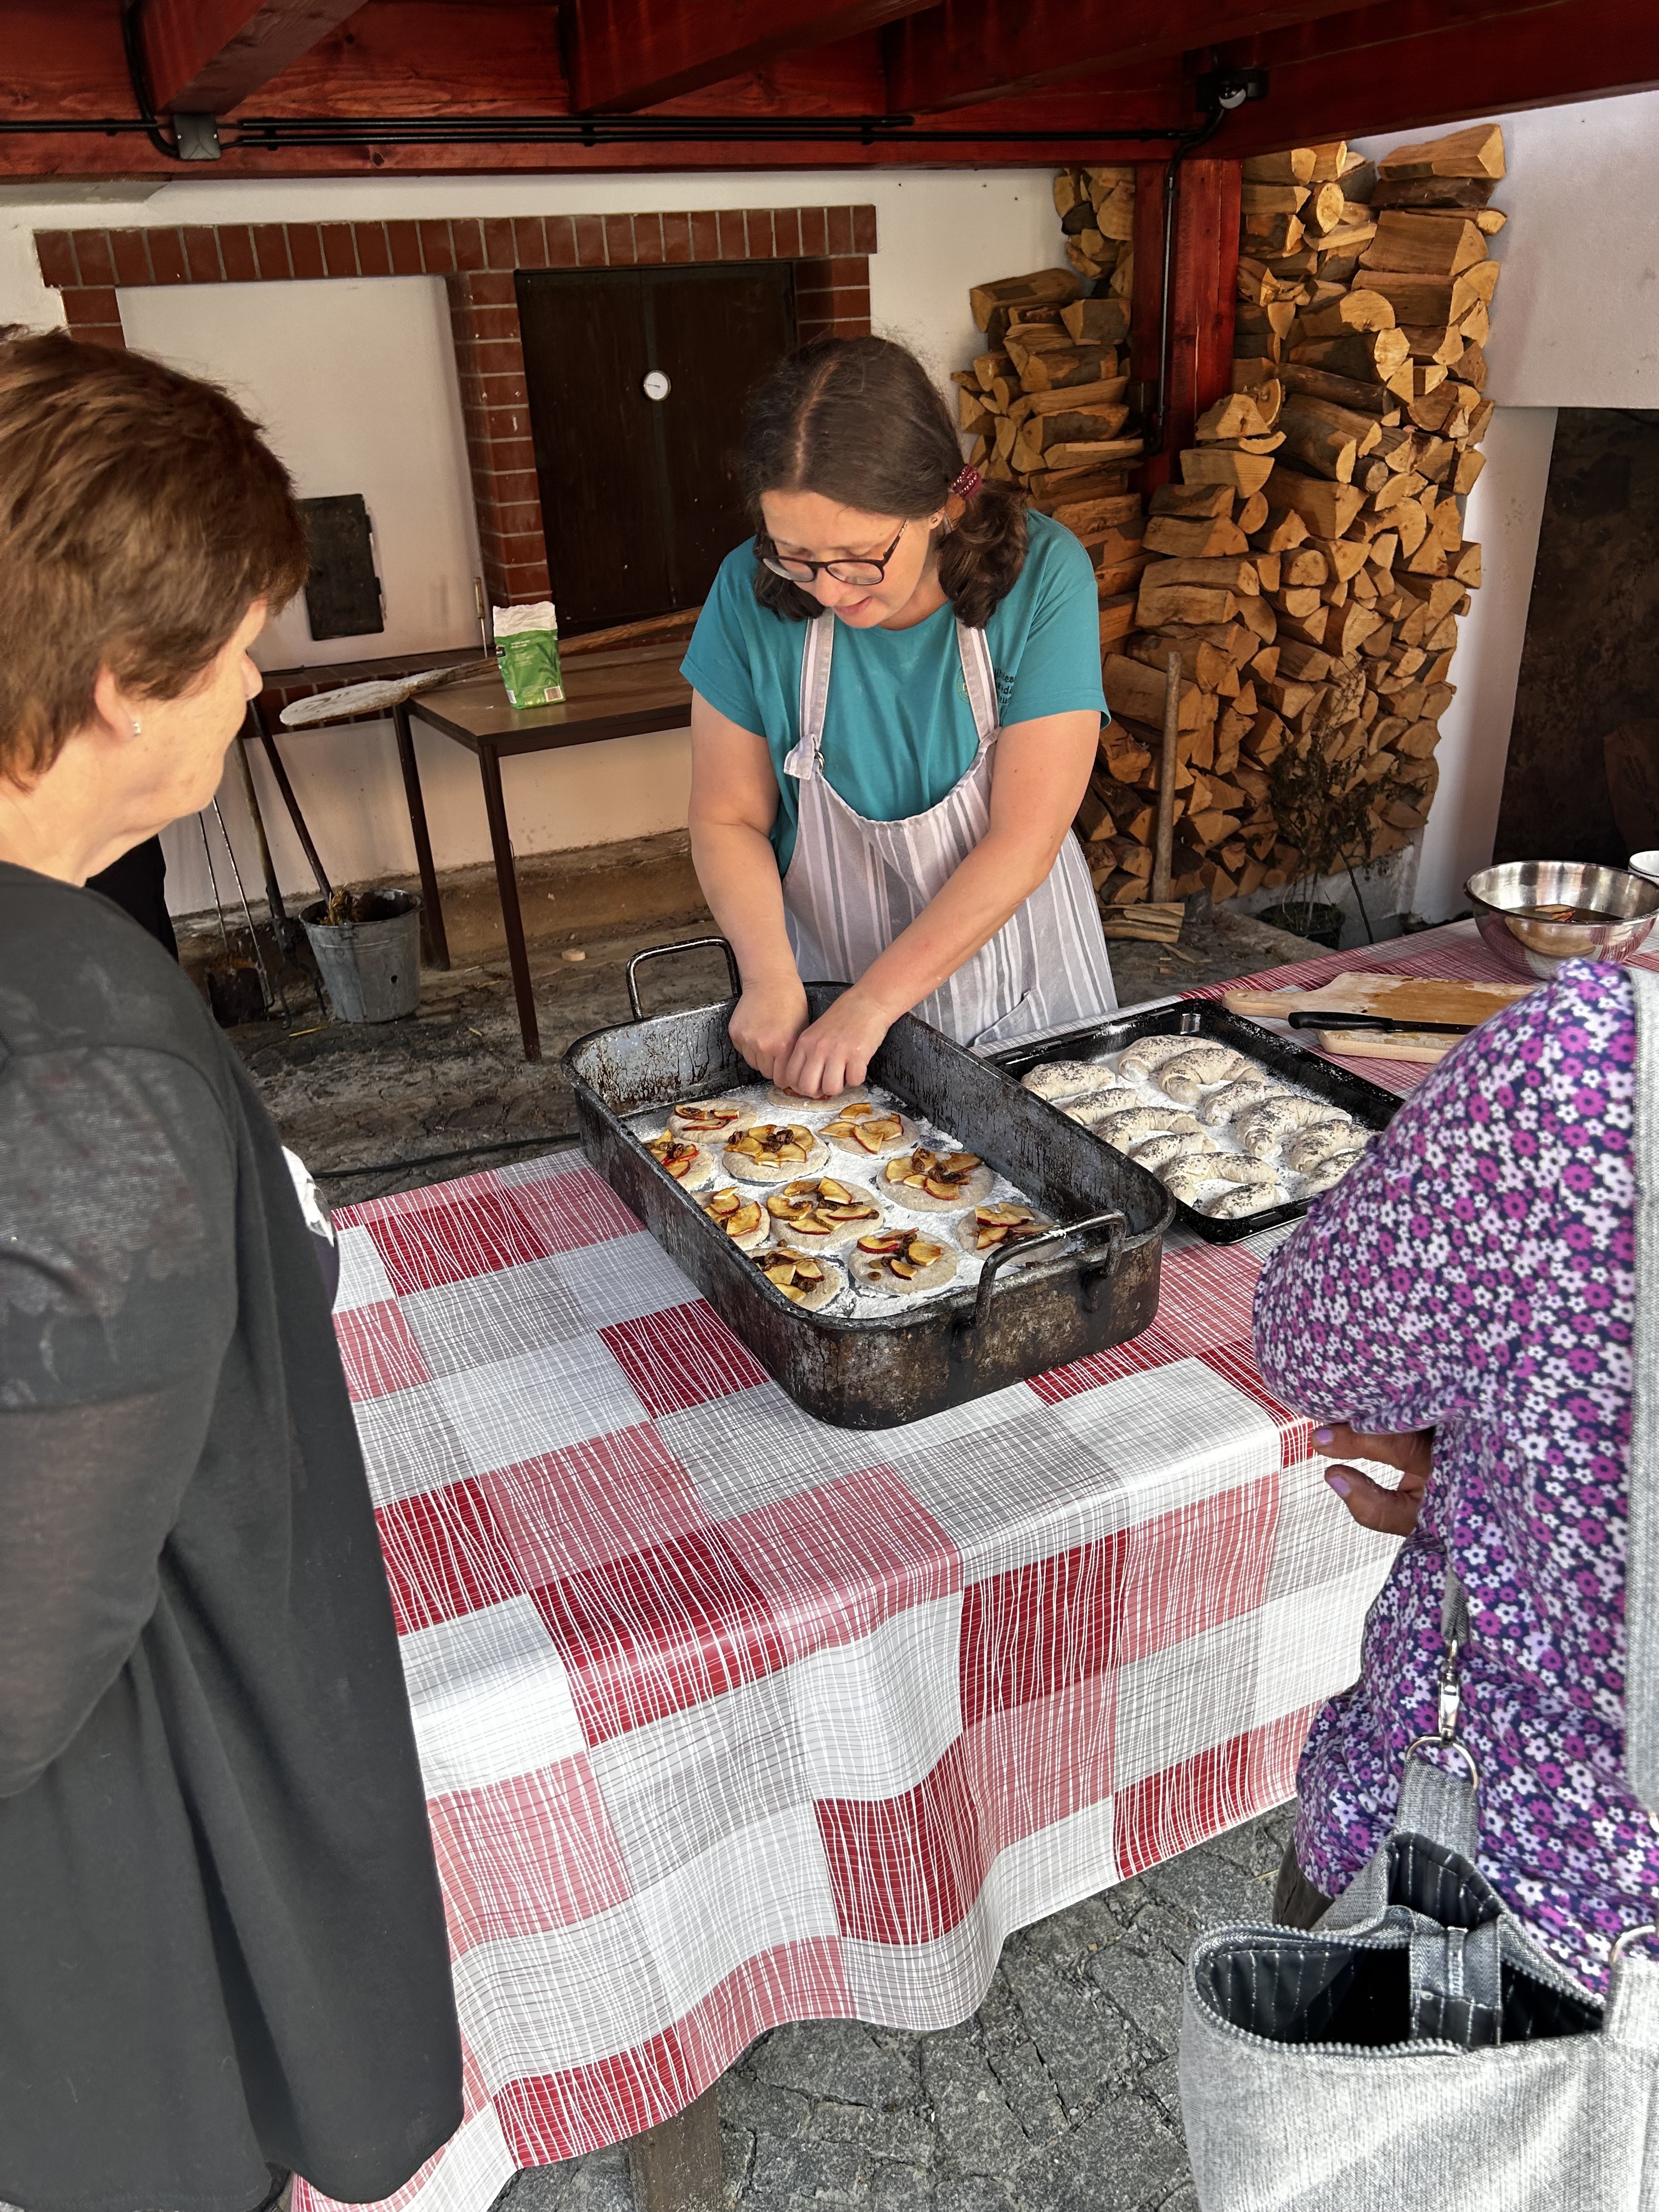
xmin=626 ymin=936 xmax=743 ymax=1021
xmin=952 ymin=1207 xmax=1127 ymax=1364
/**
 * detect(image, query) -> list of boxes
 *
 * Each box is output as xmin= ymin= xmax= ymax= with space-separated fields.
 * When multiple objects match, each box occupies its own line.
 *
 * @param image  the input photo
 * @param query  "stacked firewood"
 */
xmin=1080 ymin=122 xmax=1504 ymax=912
xmin=952 ymin=168 xmax=1148 ymax=653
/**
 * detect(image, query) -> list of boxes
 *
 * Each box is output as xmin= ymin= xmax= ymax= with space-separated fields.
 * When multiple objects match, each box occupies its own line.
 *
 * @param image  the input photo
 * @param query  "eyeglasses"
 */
xmin=757 ymin=520 xmax=907 ymax=587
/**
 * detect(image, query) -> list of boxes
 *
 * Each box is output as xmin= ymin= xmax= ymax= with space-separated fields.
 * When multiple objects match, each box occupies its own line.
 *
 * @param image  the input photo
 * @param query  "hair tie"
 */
xmin=950 ymin=465 xmax=983 ymax=501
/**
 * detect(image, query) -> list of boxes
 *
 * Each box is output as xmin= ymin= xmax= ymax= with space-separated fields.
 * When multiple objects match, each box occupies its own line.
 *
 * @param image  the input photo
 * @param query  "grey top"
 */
xmin=0 ymin=863 xmax=461 ymax=2212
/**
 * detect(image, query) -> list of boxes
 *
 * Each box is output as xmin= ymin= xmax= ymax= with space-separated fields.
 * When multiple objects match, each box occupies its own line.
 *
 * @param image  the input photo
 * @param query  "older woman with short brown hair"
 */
xmin=0 ymin=332 xmax=461 ymax=2212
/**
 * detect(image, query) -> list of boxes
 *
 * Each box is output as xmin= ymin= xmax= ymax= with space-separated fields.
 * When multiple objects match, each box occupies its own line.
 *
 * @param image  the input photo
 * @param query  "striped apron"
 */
xmin=780 ymin=608 xmax=1118 ymax=1052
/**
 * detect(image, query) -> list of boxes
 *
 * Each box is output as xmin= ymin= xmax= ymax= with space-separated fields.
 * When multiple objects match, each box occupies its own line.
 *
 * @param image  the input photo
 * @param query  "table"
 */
xmin=294 ymin=921 xmax=1542 ymax=2212
xmin=408 ymin=645 xmax=695 ymax=1061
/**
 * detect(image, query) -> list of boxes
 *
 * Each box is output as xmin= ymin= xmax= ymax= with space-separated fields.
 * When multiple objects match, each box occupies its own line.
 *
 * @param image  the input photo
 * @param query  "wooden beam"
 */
xmin=886 ymin=0 xmax=1368 ymax=113
xmin=142 ymin=0 xmax=369 ymax=112
xmin=1211 ymin=0 xmax=1659 ymax=157
xmin=567 ymin=0 xmax=934 ymax=114
xmin=1129 ymin=156 xmax=1240 ymax=492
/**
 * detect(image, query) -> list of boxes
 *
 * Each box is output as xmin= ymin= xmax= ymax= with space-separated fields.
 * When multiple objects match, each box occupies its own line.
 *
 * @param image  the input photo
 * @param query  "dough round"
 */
xmin=1022 ymin=1059 xmax=1120 ymax=1104
xmin=1236 ymin=1097 xmax=1352 ymax=1161
xmin=850 ymin=1227 xmax=960 ymax=1296
xmin=820 ymin=1103 xmax=919 ymax=1161
xmin=1211 ymin=1154 xmax=1282 ymax=1187
xmin=1093 ymin=1105 xmax=1202 ymax=1150
xmin=646 ymin=1133 xmax=715 ymax=1190
xmin=669 ymin=1096 xmax=758 ymax=1141
xmin=761 ymin=1175 xmax=885 ymax=1250
xmin=1119 ymin=1033 xmax=1204 ymax=1082
xmin=1159 ymin=1045 xmax=1253 ymax=1104
xmin=1133 ymin=1130 xmax=1216 ymax=1173
xmin=881 ymin=1146 xmax=995 ymax=1211
xmin=1206 ymin=1182 xmax=1286 ymax=1220
xmin=698 ymin=1186 xmax=770 ymax=1250
xmin=754 ymin=1245 xmax=845 ymax=1311
xmin=1298 ymin=1145 xmax=1370 ymax=1195
xmin=956 ymin=1201 xmax=1053 ymax=1256
xmin=1286 ymin=1123 xmax=1370 ymax=1175
xmin=768 ymin=1081 xmax=865 ymax=1114
xmin=1198 ymin=1075 xmax=1283 ymax=1127
xmin=722 ymin=1122 xmax=831 ymax=1183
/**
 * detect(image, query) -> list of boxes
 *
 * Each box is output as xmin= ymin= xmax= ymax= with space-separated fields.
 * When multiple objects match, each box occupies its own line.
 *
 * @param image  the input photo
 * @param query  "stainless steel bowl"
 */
xmin=1465 ymin=860 xmax=1659 ymax=979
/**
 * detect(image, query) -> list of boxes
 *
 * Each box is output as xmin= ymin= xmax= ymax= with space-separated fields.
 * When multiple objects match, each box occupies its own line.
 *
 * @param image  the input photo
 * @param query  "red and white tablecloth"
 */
xmin=296 ymin=922 xmax=1542 ymax=2212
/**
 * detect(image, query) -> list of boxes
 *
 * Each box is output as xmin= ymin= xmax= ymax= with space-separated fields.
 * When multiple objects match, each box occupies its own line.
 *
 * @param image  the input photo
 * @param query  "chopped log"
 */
xmin=1397 ymin=324 xmax=1470 ymax=366
xmin=1377 ymin=123 xmax=1505 ymax=182
xmin=1127 ymin=634 xmax=1235 ymax=691
xmin=1359 ymin=269 xmax=1486 ymax=326
xmin=1452 ymin=542 xmax=1483 ymax=586
xmin=1370 ymin=174 xmax=1498 ymax=212
xmin=1243 ymin=211 xmax=1306 ymax=256
xmin=1242 ymin=182 xmax=1311 ymax=215
xmin=1326 ymin=602 xmax=1382 ymax=656
xmin=1283 ymin=546 xmax=1330 ymax=586
xmin=1040 ymin=438 xmax=1143 ymax=472
xmin=1453 ymin=448 xmax=1487 ymax=496
xmin=1290 ymin=330 xmax=1410 ymax=380
xmin=1256 ymin=505 xmax=1310 ymax=552
xmin=1143 ymin=514 xmax=1251 ymax=558
xmin=969 ymin=268 xmax=1080 ymax=332
xmin=1180 ymin=448 xmax=1277 ymax=495
xmin=1137 ymin=584 xmax=1240 ymax=628
xmin=1243 ymin=149 xmax=1317 ymax=184
xmin=1311 ymin=535 xmax=1371 ymax=582
xmin=1267 ymin=466 xmax=1364 ymax=538
xmin=1104 ymin=654 xmax=1210 ymax=733
xmin=1195 ymin=388 xmax=1282 ymax=441
xmin=1060 ymin=297 xmax=1131 ymax=347
xmin=1099 ymin=595 xmax=1138 ymax=648
xmin=1237 ymin=489 xmax=1271 ymax=534
xmin=1307 ymin=142 xmax=1349 ymax=182
xmin=1026 ymin=464 xmax=1137 ymax=509
xmin=1303 ymin=181 xmax=1348 ymax=234
xmin=1293 ymin=289 xmax=1397 ymax=337
xmin=1139 ymin=556 xmax=1261 ymax=597
xmin=1051 ymin=490 xmax=1143 ymax=535
xmin=1274 ymin=406 xmax=1361 ymax=482
xmin=1276 ymin=363 xmax=1397 ymax=415
xmin=1364 ymin=211 xmax=1491 ymax=275
xmin=1255 ymin=552 xmax=1283 ymax=593
xmin=1095 ymin=555 xmax=1155 ymax=596
xmin=1150 ymin=481 xmax=1234 ymax=520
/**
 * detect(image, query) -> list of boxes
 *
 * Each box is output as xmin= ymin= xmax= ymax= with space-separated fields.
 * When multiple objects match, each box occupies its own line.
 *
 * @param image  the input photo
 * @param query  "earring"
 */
xmin=130 ymin=718 xmax=143 ymax=737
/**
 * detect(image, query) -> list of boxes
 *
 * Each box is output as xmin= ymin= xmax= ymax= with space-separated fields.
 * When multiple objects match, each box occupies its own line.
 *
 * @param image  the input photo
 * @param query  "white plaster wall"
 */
xmin=1355 ymin=92 xmax=1659 ymax=916
xmin=0 ymin=169 xmax=1062 ymax=916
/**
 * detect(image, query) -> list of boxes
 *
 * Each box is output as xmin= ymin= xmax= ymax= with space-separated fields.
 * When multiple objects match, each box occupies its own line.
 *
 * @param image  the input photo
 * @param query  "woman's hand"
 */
xmin=1315 ymin=1423 xmax=1435 ymax=1536
xmin=729 ymin=976 xmax=809 ymax=1082
xmin=776 ymin=986 xmax=893 ymax=1099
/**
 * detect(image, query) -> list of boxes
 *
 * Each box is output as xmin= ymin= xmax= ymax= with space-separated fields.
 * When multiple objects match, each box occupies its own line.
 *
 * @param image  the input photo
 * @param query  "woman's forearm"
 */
xmin=689 ymin=815 xmax=799 ymax=987
xmin=853 ymin=826 xmax=1060 ymax=1022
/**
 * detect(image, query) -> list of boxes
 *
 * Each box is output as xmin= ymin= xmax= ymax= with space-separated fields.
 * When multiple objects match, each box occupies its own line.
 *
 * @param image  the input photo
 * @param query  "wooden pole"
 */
xmin=1151 ymin=648 xmax=1180 ymax=904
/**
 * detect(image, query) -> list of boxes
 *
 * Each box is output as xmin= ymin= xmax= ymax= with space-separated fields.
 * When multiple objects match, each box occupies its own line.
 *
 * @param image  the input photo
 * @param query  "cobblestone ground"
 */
xmin=500 ymin=1806 xmax=1295 ymax=2212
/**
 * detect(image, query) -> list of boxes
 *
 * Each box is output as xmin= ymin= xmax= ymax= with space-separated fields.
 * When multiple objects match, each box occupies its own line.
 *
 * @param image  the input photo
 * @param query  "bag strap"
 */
xmin=1391 ymin=1558 xmax=1480 ymax=1861
xmin=1627 ymin=964 xmax=1659 ymax=1814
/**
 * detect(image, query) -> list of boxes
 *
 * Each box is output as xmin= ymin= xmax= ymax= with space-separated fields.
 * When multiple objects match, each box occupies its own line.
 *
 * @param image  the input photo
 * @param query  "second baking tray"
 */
xmin=986 ymin=1000 xmax=1403 ymax=1245
xmin=561 ymin=943 xmax=1175 ymax=1429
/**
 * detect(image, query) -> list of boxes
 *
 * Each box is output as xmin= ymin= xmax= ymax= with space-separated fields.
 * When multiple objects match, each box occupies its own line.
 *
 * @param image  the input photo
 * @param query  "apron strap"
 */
xmin=1626 ymin=963 xmax=1659 ymax=1813
xmin=783 ymin=611 xmax=836 ymax=782
xmin=955 ymin=620 xmax=1000 ymax=747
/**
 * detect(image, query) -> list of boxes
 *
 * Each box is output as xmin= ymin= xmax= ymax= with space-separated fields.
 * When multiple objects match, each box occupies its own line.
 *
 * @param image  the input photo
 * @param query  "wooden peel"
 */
xmin=1225 ymin=970 xmax=1533 ymax=1036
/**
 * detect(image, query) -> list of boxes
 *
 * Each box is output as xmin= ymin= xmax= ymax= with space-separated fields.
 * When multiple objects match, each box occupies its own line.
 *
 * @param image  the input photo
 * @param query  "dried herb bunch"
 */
xmin=1268 ymin=727 xmax=1413 ymax=917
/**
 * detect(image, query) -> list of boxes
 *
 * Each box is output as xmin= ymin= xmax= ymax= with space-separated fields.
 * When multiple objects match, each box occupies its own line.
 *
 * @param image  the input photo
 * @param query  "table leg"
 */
xmin=248 ymin=703 xmax=331 ymax=901
xmin=625 ymin=2086 xmax=723 ymax=2212
xmin=477 ymin=740 xmax=540 ymax=1060
xmin=392 ymin=701 xmax=452 ymax=971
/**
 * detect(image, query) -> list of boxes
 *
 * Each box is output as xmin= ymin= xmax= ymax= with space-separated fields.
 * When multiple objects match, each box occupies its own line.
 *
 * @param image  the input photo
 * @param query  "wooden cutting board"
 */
xmin=1223 ymin=971 xmax=1534 ymax=1032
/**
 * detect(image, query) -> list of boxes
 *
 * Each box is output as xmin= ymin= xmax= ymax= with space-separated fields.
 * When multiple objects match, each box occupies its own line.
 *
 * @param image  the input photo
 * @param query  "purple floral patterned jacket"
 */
xmin=1254 ymin=958 xmax=1658 ymax=1995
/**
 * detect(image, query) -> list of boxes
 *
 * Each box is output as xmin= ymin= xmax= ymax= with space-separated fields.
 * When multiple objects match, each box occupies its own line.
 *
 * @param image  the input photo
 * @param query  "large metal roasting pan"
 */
xmin=561 ymin=939 xmax=1173 ymax=1429
xmin=987 ymin=998 xmax=1403 ymax=1245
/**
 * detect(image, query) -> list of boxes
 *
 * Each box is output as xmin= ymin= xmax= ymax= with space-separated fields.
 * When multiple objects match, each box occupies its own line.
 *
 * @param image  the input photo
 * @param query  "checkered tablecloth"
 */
xmin=296 ymin=922 xmax=1547 ymax=2212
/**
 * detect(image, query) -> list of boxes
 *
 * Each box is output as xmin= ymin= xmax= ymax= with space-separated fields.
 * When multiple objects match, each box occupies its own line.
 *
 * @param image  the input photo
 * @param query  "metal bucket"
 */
xmin=301 ymin=891 xmax=422 ymax=1023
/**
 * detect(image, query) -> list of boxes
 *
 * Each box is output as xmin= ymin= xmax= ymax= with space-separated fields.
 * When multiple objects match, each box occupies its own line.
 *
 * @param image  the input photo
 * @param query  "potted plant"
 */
xmin=1260 ymin=731 xmax=1411 ymax=948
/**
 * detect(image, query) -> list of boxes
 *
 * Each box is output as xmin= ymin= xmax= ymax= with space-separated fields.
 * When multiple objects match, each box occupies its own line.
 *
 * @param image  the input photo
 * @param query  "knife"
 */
xmin=1288 ymin=1009 xmax=1474 ymax=1037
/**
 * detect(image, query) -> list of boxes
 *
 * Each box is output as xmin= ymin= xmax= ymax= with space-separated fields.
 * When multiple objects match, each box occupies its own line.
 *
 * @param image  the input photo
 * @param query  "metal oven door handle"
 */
xmin=626 ymin=936 xmax=743 ymax=1020
xmin=953 ymin=1209 xmax=1127 ymax=1363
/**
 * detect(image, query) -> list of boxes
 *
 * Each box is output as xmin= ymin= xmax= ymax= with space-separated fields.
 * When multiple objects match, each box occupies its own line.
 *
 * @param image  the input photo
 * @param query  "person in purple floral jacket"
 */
xmin=1252 ymin=957 xmax=1658 ymax=1994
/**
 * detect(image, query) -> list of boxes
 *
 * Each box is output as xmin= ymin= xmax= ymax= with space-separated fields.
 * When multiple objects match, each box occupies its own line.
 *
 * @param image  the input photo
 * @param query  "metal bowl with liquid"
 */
xmin=1465 ymin=860 xmax=1659 ymax=979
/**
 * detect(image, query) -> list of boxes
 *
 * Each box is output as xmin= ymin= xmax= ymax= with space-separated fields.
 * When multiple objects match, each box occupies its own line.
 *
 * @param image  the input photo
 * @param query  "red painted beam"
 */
xmin=567 ymin=0 xmax=936 ymax=114
xmin=141 ymin=0 xmax=369 ymax=112
xmin=886 ymin=0 xmax=1368 ymax=114
xmin=1211 ymin=0 xmax=1659 ymax=155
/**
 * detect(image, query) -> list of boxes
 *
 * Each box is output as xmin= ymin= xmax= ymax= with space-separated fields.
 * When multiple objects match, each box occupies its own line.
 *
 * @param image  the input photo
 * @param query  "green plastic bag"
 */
xmin=493 ymin=602 xmax=565 ymax=708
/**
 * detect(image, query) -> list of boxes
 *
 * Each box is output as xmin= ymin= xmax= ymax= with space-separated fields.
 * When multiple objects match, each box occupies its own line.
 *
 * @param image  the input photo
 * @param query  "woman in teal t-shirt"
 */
xmin=682 ymin=335 xmax=1116 ymax=1098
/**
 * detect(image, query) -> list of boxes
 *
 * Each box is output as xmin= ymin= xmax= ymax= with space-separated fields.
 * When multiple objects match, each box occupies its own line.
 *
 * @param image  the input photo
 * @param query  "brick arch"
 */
xmin=35 ymin=205 xmax=877 ymax=607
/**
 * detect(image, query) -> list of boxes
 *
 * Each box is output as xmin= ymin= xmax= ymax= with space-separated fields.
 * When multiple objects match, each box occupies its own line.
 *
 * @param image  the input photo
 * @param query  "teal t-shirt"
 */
xmin=680 ymin=508 xmax=1108 ymax=874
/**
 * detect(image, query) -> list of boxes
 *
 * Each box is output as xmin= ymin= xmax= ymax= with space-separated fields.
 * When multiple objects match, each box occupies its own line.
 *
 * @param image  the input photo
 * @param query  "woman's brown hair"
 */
xmin=741 ymin=335 xmax=1025 ymax=630
xmin=0 ymin=331 xmax=308 ymax=782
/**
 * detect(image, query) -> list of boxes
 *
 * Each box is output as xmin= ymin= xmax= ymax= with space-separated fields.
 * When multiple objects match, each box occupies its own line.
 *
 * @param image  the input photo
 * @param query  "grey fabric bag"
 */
xmin=1177 ymin=963 xmax=1659 ymax=2209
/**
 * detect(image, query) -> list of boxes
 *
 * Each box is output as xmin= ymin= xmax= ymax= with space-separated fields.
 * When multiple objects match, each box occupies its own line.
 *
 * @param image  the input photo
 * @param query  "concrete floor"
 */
xmin=202 ymin=838 xmax=1314 ymax=2212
